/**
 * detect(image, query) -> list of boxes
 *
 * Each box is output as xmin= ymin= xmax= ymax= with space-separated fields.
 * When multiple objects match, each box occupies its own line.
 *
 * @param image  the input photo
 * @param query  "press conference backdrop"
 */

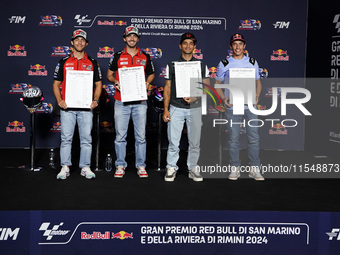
xmin=1 ymin=0 xmax=308 ymax=149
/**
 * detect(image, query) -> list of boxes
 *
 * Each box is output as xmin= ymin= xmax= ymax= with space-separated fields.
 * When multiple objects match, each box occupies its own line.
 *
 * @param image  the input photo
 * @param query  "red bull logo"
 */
xmin=142 ymin=48 xmax=162 ymax=59
xmin=112 ymin=231 xmax=133 ymax=240
xmin=159 ymin=67 xmax=166 ymax=77
xmin=8 ymin=45 xmax=27 ymax=56
xmin=271 ymin=49 xmax=289 ymax=61
xmin=39 ymin=15 xmax=62 ymax=26
xmin=193 ymin=48 xmax=203 ymax=59
xmin=9 ymin=83 xmax=29 ymax=94
xmin=28 ymin=64 xmax=47 ymax=76
xmin=81 ymin=232 xmax=110 ymax=240
xmin=97 ymin=46 xmax=114 ymax=58
xmin=115 ymin=20 xmax=127 ymax=26
xmin=50 ymin=122 xmax=61 ymax=132
xmin=269 ymin=123 xmax=287 ymax=135
xmin=209 ymin=67 xmax=217 ymax=78
xmin=51 ymin=46 xmax=71 ymax=57
xmin=6 ymin=121 xmax=25 ymax=132
xmin=239 ymin=19 xmax=261 ymax=30
xmin=100 ymin=121 xmax=114 ymax=133
xmin=97 ymin=20 xmax=114 ymax=26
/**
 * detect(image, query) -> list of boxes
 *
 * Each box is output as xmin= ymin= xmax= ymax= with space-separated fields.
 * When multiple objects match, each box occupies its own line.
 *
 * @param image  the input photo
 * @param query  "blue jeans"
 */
xmin=226 ymin=109 xmax=260 ymax=167
xmin=60 ymin=110 xmax=93 ymax=168
xmin=166 ymin=105 xmax=202 ymax=171
xmin=114 ymin=100 xmax=147 ymax=168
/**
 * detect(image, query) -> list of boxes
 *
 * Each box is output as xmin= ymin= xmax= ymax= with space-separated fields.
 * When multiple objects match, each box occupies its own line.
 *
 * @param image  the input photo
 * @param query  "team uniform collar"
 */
xmin=122 ymin=47 xmax=142 ymax=56
xmin=70 ymin=51 xmax=88 ymax=60
xmin=179 ymin=55 xmax=196 ymax=61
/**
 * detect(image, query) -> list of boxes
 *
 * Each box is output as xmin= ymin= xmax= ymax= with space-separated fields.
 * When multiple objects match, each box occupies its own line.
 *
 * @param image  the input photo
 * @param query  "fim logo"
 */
xmin=8 ymin=45 xmax=27 ymax=57
xmin=6 ymin=121 xmax=25 ymax=133
xmin=9 ymin=16 xmax=26 ymax=24
xmin=28 ymin=64 xmax=47 ymax=76
xmin=112 ymin=231 xmax=133 ymax=240
xmin=39 ymin=222 xmax=70 ymax=241
xmin=273 ymin=21 xmax=290 ymax=29
xmin=326 ymin=228 xmax=340 ymax=240
xmin=0 ymin=228 xmax=20 ymax=240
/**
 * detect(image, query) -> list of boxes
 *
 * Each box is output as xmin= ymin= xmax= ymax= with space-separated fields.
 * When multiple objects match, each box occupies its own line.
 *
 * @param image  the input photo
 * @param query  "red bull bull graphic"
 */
xmin=28 ymin=64 xmax=47 ymax=76
xmin=6 ymin=121 xmax=26 ymax=133
xmin=115 ymin=20 xmax=128 ymax=26
xmin=97 ymin=47 xmax=114 ymax=58
xmin=100 ymin=121 xmax=114 ymax=133
xmin=7 ymin=45 xmax=27 ymax=56
xmin=269 ymin=123 xmax=288 ymax=135
xmin=51 ymin=46 xmax=71 ymax=57
xmin=39 ymin=15 xmax=62 ymax=26
xmin=271 ymin=49 xmax=289 ymax=61
xmin=239 ymin=19 xmax=261 ymax=30
xmin=111 ymin=231 xmax=133 ymax=240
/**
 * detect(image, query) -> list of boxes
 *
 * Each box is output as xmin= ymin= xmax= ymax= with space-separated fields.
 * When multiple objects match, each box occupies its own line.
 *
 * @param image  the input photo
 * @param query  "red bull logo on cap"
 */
xmin=8 ymin=45 xmax=27 ymax=56
xmin=111 ymin=231 xmax=133 ymax=240
xmin=7 ymin=121 xmax=26 ymax=132
xmin=97 ymin=46 xmax=114 ymax=58
xmin=28 ymin=64 xmax=47 ymax=76
xmin=271 ymin=49 xmax=289 ymax=61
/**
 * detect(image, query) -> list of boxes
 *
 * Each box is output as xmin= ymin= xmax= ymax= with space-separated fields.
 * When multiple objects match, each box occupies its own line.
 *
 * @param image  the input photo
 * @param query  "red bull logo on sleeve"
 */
xmin=111 ymin=231 xmax=133 ymax=240
xmin=271 ymin=49 xmax=289 ymax=61
xmin=97 ymin=46 xmax=114 ymax=58
xmin=6 ymin=121 xmax=26 ymax=132
xmin=8 ymin=45 xmax=27 ymax=56
xmin=39 ymin=15 xmax=62 ymax=26
xmin=239 ymin=19 xmax=261 ymax=30
xmin=28 ymin=64 xmax=47 ymax=76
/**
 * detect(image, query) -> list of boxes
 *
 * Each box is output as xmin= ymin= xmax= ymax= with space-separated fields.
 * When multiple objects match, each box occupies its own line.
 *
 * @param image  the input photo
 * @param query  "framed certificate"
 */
xmin=65 ymin=70 xmax=93 ymax=108
xmin=118 ymin=66 xmax=147 ymax=102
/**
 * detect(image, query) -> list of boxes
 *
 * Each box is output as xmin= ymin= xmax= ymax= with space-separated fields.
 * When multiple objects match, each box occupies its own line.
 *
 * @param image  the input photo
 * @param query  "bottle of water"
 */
xmin=49 ymin=149 xmax=55 ymax=169
xmin=105 ymin=154 xmax=112 ymax=172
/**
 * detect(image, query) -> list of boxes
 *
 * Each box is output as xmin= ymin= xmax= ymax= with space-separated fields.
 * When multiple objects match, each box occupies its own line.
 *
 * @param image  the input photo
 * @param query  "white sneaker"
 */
xmin=137 ymin=166 xmax=148 ymax=178
xmin=249 ymin=166 xmax=265 ymax=181
xmin=228 ymin=166 xmax=240 ymax=180
xmin=188 ymin=167 xmax=203 ymax=182
xmin=80 ymin=166 xmax=96 ymax=179
xmin=164 ymin=167 xmax=176 ymax=182
xmin=114 ymin=166 xmax=125 ymax=178
xmin=57 ymin=165 xmax=70 ymax=180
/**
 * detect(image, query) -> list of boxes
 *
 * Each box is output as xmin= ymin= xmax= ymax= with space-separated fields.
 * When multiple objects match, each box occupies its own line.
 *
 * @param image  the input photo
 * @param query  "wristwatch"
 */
xmin=93 ymin=99 xmax=99 ymax=104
